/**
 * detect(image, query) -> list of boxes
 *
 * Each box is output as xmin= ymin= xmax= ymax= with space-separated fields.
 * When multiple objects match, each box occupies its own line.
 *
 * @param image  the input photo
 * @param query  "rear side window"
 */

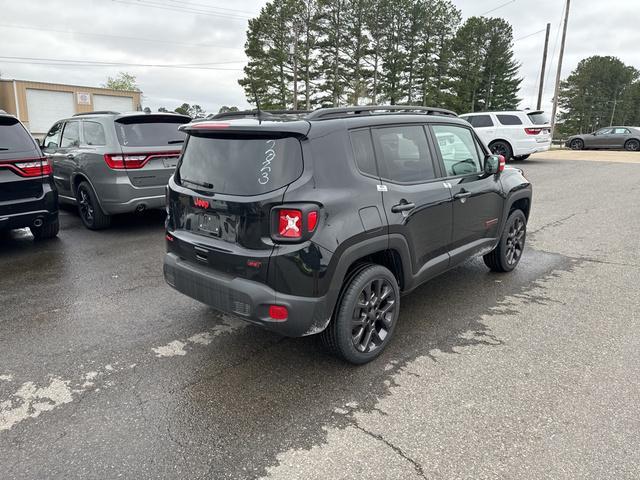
xmin=350 ymin=129 xmax=377 ymax=176
xmin=83 ymin=121 xmax=106 ymax=146
xmin=60 ymin=121 xmax=80 ymax=148
xmin=527 ymin=112 xmax=549 ymax=125
xmin=497 ymin=115 xmax=523 ymax=126
xmin=178 ymin=135 xmax=303 ymax=196
xmin=371 ymin=125 xmax=436 ymax=183
xmin=115 ymin=116 xmax=188 ymax=147
xmin=0 ymin=117 xmax=37 ymax=153
xmin=465 ymin=115 xmax=494 ymax=128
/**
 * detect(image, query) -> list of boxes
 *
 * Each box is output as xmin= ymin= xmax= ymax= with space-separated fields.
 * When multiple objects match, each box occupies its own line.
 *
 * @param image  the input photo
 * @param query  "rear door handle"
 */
xmin=66 ymin=153 xmax=76 ymax=159
xmin=454 ymin=191 xmax=472 ymax=200
xmin=391 ymin=202 xmax=416 ymax=213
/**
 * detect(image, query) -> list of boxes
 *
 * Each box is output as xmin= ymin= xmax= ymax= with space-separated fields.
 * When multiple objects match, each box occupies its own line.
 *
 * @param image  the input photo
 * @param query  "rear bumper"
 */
xmin=515 ymin=140 xmax=551 ymax=156
xmin=0 ymin=182 xmax=58 ymax=230
xmin=163 ymin=252 xmax=330 ymax=337
xmin=91 ymin=173 xmax=166 ymax=215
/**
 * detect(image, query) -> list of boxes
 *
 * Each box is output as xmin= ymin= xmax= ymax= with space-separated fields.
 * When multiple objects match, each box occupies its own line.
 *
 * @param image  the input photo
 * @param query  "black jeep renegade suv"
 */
xmin=163 ymin=106 xmax=531 ymax=364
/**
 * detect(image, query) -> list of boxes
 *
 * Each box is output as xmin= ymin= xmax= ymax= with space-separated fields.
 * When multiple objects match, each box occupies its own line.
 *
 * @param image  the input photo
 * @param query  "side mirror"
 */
xmin=484 ymin=154 xmax=505 ymax=175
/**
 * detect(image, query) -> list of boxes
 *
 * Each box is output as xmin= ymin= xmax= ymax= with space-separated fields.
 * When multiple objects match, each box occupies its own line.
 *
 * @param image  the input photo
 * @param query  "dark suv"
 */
xmin=42 ymin=111 xmax=190 ymax=229
xmin=163 ymin=106 xmax=532 ymax=364
xmin=0 ymin=112 xmax=59 ymax=240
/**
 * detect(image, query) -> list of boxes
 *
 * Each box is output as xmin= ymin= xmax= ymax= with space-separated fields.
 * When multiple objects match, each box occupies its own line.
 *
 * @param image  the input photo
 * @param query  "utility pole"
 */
xmin=609 ymin=98 xmax=621 ymax=126
xmin=550 ymin=0 xmax=571 ymax=136
xmin=536 ymin=23 xmax=551 ymax=110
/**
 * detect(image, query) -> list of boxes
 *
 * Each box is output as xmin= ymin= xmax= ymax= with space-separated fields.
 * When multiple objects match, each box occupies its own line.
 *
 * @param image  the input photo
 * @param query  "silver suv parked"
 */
xmin=42 ymin=111 xmax=190 ymax=229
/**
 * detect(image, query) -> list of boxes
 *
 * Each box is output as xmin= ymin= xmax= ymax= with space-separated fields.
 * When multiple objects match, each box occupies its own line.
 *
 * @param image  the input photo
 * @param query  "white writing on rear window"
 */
xmin=258 ymin=139 xmax=276 ymax=185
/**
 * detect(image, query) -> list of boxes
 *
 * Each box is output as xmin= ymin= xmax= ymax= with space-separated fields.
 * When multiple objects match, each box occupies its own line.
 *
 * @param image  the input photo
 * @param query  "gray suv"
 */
xmin=42 ymin=111 xmax=190 ymax=229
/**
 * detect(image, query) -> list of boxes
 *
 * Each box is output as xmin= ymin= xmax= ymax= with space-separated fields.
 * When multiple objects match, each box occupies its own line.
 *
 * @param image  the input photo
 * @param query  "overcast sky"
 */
xmin=1 ymin=0 xmax=638 ymax=114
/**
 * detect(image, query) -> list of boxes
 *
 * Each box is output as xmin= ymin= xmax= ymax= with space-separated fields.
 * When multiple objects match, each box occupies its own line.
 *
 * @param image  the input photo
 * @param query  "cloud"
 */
xmin=1 ymin=0 xmax=637 ymax=114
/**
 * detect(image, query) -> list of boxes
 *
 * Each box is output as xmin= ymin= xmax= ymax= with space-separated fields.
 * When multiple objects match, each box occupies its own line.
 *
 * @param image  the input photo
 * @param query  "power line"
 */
xmin=0 ymin=55 xmax=244 ymax=70
xmin=111 ymin=0 xmax=252 ymax=21
xmin=514 ymin=28 xmax=547 ymax=42
xmin=0 ymin=23 xmax=242 ymax=50
xmin=479 ymin=0 xmax=516 ymax=16
xmin=154 ymin=0 xmax=255 ymax=15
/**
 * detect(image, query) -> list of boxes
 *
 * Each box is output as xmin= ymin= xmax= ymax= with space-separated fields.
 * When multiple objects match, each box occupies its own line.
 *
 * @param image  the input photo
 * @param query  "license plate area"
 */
xmin=198 ymin=213 xmax=221 ymax=237
xmin=162 ymin=156 xmax=179 ymax=168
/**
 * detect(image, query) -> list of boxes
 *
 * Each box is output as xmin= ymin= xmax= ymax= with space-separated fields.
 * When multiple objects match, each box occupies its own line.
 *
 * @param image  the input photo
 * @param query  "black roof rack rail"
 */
xmin=305 ymin=105 xmax=457 ymax=120
xmin=73 ymin=111 xmax=120 ymax=116
xmin=210 ymin=109 xmax=311 ymax=120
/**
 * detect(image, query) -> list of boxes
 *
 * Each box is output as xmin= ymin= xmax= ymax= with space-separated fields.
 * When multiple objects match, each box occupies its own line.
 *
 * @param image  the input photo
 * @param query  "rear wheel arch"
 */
xmin=324 ymin=236 xmax=412 ymax=321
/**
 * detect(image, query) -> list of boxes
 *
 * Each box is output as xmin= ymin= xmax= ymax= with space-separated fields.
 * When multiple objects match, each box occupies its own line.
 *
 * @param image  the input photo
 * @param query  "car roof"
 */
xmin=183 ymin=106 xmax=464 ymax=137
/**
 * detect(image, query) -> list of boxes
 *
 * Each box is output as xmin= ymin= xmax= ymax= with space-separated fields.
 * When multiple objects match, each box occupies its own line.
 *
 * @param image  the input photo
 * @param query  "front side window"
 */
xmin=83 ymin=121 xmax=106 ymax=146
xmin=350 ymin=129 xmax=377 ymax=177
xmin=595 ymin=128 xmax=612 ymax=136
xmin=43 ymin=122 xmax=63 ymax=151
xmin=465 ymin=115 xmax=494 ymax=128
xmin=497 ymin=114 xmax=523 ymax=126
xmin=432 ymin=125 xmax=482 ymax=177
xmin=371 ymin=125 xmax=436 ymax=183
xmin=60 ymin=121 xmax=80 ymax=148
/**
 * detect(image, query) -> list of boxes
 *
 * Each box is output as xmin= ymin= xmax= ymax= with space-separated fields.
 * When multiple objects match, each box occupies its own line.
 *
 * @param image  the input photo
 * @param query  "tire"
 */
xmin=570 ymin=139 xmax=584 ymax=150
xmin=483 ymin=209 xmax=527 ymax=273
xmin=321 ymin=264 xmax=400 ymax=364
xmin=30 ymin=219 xmax=59 ymax=240
xmin=625 ymin=139 xmax=640 ymax=152
xmin=489 ymin=141 xmax=513 ymax=161
xmin=76 ymin=181 xmax=111 ymax=230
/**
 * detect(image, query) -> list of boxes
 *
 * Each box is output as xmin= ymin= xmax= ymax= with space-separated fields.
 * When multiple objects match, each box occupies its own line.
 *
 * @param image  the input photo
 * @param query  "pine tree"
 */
xmin=449 ymin=16 xmax=521 ymax=113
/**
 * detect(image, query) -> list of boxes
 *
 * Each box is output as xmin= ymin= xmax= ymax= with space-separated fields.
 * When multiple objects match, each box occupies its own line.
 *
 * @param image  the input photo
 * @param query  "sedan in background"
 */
xmin=566 ymin=126 xmax=640 ymax=151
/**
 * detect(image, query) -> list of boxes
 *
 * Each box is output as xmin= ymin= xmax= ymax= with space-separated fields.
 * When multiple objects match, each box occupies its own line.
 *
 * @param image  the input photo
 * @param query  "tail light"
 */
xmin=271 ymin=204 xmax=320 ymax=243
xmin=498 ymin=155 xmax=506 ymax=173
xmin=524 ymin=128 xmax=542 ymax=135
xmin=0 ymin=157 xmax=51 ymax=177
xmin=104 ymin=151 xmax=181 ymax=170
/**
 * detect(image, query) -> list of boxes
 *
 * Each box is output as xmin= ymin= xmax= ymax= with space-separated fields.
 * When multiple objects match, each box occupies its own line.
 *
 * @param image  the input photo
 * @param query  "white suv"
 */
xmin=460 ymin=110 xmax=551 ymax=161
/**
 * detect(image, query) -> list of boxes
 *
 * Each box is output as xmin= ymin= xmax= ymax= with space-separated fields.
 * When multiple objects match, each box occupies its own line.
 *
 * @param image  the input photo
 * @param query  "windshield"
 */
xmin=178 ymin=135 xmax=303 ymax=196
xmin=527 ymin=112 xmax=550 ymax=125
xmin=0 ymin=117 xmax=38 ymax=154
xmin=115 ymin=116 xmax=188 ymax=147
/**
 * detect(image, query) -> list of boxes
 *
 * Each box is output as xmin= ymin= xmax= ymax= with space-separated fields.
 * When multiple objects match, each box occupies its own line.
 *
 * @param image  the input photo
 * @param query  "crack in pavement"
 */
xmin=351 ymin=422 xmax=427 ymax=479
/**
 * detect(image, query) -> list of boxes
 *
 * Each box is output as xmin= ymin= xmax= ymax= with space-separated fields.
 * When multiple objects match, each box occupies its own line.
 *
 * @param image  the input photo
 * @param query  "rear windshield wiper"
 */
xmin=180 ymin=177 xmax=214 ymax=190
xmin=168 ymin=139 xmax=184 ymax=144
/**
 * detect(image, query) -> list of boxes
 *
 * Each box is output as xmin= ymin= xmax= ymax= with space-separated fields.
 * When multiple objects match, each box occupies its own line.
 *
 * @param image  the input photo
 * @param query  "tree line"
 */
xmin=557 ymin=55 xmax=640 ymax=136
xmin=239 ymin=0 xmax=522 ymax=113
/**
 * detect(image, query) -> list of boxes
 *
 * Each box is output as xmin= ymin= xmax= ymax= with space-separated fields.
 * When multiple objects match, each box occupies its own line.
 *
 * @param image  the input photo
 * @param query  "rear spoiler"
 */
xmin=180 ymin=119 xmax=311 ymax=137
xmin=115 ymin=113 xmax=192 ymax=124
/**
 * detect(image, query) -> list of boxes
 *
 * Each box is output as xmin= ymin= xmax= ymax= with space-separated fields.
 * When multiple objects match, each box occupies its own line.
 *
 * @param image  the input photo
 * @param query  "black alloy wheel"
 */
xmin=570 ymin=139 xmax=584 ymax=150
xmin=625 ymin=139 xmax=640 ymax=151
xmin=483 ymin=209 xmax=527 ymax=273
xmin=321 ymin=264 xmax=400 ymax=364
xmin=490 ymin=141 xmax=513 ymax=161
xmin=351 ymin=277 xmax=397 ymax=353
xmin=76 ymin=181 xmax=111 ymax=230
xmin=505 ymin=215 xmax=526 ymax=267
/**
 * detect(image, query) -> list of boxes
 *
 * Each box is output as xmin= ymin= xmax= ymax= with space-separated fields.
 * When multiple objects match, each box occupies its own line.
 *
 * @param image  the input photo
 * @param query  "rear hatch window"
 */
xmin=115 ymin=115 xmax=189 ymax=147
xmin=527 ymin=111 xmax=550 ymax=125
xmin=0 ymin=116 xmax=38 ymax=155
xmin=177 ymin=135 xmax=303 ymax=196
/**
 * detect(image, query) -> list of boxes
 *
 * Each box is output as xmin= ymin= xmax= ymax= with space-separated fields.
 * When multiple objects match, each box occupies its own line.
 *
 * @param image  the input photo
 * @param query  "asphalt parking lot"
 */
xmin=1 ymin=152 xmax=639 ymax=479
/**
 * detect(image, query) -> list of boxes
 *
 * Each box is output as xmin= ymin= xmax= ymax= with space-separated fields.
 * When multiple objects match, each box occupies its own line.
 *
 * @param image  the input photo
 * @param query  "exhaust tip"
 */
xmin=135 ymin=204 xmax=146 ymax=213
xmin=33 ymin=218 xmax=44 ymax=228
